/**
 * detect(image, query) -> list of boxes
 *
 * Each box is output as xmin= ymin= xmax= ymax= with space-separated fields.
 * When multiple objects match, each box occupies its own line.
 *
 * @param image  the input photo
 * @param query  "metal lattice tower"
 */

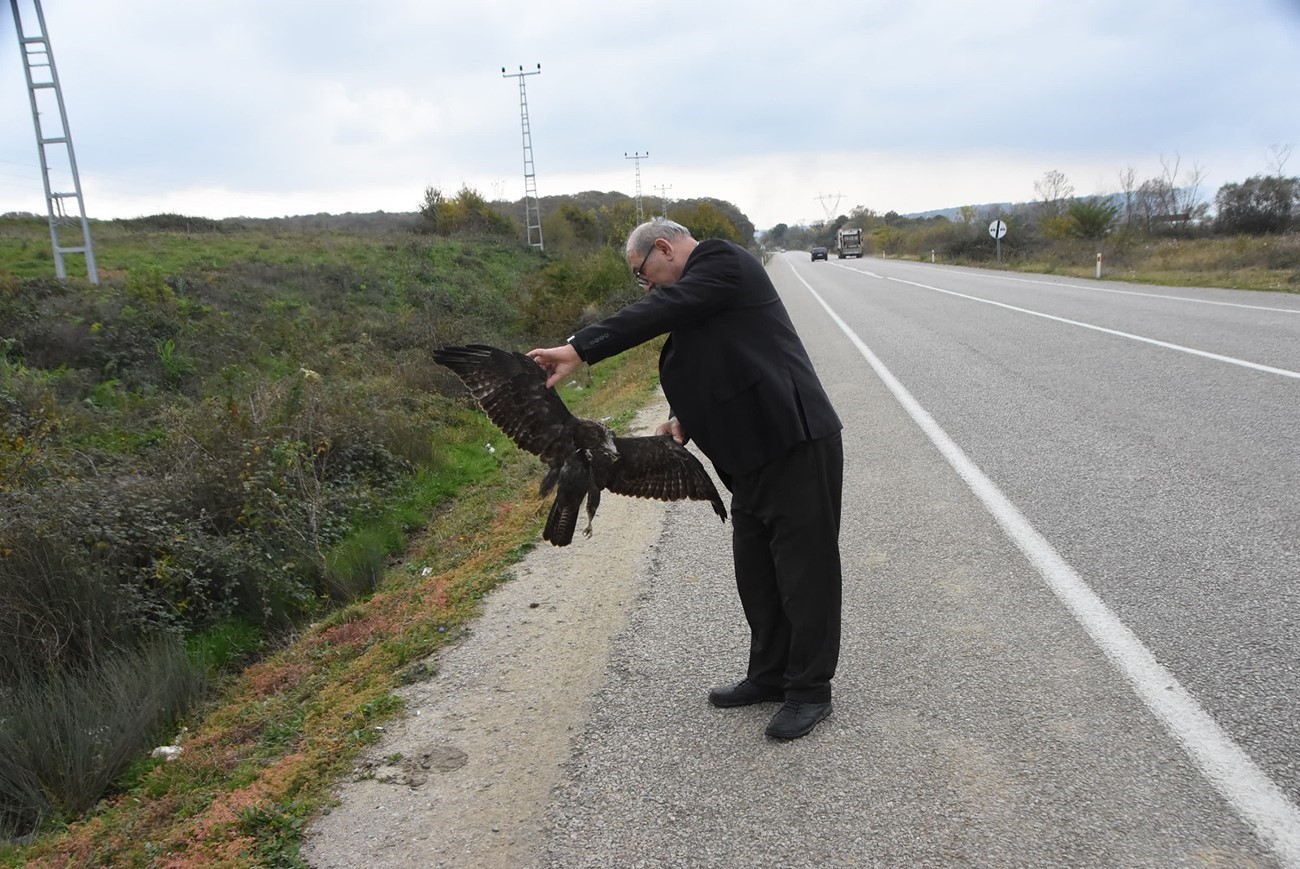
xmin=815 ymin=192 xmax=843 ymax=223
xmin=501 ymin=63 xmax=543 ymax=251
xmin=9 ymin=0 xmax=98 ymax=283
xmin=625 ymin=151 xmax=649 ymax=222
xmin=653 ymin=183 xmax=672 ymax=217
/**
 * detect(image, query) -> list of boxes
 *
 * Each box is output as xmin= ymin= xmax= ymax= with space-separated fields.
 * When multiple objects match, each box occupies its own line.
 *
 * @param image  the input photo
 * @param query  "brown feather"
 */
xmin=605 ymin=436 xmax=727 ymax=521
xmin=434 ymin=344 xmax=727 ymax=546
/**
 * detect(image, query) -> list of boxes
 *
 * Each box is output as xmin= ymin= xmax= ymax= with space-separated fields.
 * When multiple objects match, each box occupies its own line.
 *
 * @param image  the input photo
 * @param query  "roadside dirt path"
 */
xmin=301 ymin=398 xmax=674 ymax=868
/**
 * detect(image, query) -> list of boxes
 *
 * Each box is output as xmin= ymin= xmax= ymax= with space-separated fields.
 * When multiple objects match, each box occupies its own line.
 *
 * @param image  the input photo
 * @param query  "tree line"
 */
xmin=767 ymin=150 xmax=1300 ymax=263
xmin=417 ymin=184 xmax=754 ymax=252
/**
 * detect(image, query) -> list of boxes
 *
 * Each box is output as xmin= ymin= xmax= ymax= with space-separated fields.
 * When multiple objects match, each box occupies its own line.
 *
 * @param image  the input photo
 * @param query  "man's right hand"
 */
xmin=656 ymin=416 xmax=686 ymax=446
xmin=527 ymin=343 xmax=581 ymax=389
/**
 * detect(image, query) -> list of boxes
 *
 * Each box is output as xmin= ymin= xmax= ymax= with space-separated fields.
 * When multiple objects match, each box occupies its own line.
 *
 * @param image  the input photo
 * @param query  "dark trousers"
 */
xmin=722 ymin=432 xmax=843 ymax=704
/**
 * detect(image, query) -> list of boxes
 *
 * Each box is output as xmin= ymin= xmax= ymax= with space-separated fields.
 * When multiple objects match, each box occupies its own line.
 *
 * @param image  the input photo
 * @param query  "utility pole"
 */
xmin=625 ymin=151 xmax=649 ymax=222
xmin=9 ymin=0 xmax=98 ymax=283
xmin=653 ymin=183 xmax=672 ymax=217
xmin=501 ymin=63 xmax=544 ymax=251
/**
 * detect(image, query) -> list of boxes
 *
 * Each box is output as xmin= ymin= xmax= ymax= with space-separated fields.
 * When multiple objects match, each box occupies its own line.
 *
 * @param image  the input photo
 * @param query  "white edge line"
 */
xmin=785 ymin=259 xmax=1300 ymax=867
xmin=879 ymin=274 xmax=1300 ymax=380
xmin=840 ymin=259 xmax=1300 ymax=315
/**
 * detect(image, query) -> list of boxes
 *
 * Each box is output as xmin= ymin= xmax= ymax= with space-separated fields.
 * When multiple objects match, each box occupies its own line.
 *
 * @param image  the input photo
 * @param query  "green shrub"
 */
xmin=418 ymin=185 xmax=516 ymax=239
xmin=185 ymin=617 xmax=264 ymax=676
xmin=517 ymin=247 xmax=641 ymax=339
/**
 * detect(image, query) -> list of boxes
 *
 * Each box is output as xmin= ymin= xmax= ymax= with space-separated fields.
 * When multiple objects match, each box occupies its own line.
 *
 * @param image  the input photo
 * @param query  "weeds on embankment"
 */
xmin=0 ymin=215 xmax=655 ymax=865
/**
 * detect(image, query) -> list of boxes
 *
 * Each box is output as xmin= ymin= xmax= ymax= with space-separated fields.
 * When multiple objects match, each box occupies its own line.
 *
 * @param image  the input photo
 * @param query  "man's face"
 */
xmin=628 ymin=240 xmax=661 ymax=292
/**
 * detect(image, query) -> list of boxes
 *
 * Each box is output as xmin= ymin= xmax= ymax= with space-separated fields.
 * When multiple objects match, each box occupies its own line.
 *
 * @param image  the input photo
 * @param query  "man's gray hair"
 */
xmin=626 ymin=217 xmax=692 ymax=256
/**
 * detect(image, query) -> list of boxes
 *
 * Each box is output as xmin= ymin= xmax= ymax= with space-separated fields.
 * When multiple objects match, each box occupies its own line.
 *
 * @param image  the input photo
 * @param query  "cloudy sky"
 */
xmin=2 ymin=0 xmax=1298 ymax=230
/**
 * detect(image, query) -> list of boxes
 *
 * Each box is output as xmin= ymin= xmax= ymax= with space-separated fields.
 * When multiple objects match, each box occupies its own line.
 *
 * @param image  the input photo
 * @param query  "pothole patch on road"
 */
xmin=361 ymin=742 xmax=469 ymax=789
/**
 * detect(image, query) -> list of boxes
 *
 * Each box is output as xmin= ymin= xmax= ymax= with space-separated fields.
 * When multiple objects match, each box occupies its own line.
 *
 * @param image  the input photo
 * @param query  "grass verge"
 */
xmin=924 ymin=234 xmax=1300 ymax=293
xmin=1 ymin=341 xmax=663 ymax=869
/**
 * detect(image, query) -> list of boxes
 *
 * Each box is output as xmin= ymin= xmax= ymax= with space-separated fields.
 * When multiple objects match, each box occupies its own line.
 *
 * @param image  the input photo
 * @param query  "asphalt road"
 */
xmin=537 ymin=254 xmax=1300 ymax=867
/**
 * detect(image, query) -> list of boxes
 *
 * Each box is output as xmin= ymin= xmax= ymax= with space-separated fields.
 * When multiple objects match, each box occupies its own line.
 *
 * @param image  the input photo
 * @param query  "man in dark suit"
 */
xmin=528 ymin=217 xmax=843 ymax=740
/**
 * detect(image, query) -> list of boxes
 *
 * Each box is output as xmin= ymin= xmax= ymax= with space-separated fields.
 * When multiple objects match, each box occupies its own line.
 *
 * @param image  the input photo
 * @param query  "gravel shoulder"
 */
xmin=301 ymin=396 xmax=676 ymax=868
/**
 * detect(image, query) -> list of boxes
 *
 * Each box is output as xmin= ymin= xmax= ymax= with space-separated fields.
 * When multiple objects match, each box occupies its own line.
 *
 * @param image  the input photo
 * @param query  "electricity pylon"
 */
xmin=8 ymin=0 xmax=98 ymax=283
xmin=815 ymin=192 xmax=843 ymax=223
xmin=625 ymin=151 xmax=649 ymax=222
xmin=501 ymin=63 xmax=544 ymax=251
xmin=653 ymin=183 xmax=672 ymax=217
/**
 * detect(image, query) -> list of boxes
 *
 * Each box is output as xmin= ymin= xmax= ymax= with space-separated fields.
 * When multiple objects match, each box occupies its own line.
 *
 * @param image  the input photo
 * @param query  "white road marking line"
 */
xmin=786 ymin=261 xmax=1300 ymax=868
xmin=878 ymin=275 xmax=1300 ymax=380
xmin=897 ymin=264 xmax=1300 ymax=314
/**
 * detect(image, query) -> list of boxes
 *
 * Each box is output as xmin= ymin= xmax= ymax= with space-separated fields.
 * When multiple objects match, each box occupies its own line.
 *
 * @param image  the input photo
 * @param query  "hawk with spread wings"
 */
xmin=433 ymin=344 xmax=727 ymax=546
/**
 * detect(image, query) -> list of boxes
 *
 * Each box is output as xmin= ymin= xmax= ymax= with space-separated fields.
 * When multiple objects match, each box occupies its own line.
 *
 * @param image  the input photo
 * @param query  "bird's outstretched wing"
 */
xmin=607 ymin=436 xmax=727 ymax=522
xmin=432 ymin=344 xmax=574 ymax=464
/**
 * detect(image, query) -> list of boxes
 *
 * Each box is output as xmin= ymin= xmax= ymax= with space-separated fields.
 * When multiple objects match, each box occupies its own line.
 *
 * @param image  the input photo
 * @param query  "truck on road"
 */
xmin=836 ymin=227 xmax=864 ymax=259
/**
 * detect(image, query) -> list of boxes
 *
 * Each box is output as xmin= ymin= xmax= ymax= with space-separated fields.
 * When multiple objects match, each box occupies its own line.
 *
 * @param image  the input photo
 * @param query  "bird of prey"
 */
xmin=432 ymin=344 xmax=727 ymax=546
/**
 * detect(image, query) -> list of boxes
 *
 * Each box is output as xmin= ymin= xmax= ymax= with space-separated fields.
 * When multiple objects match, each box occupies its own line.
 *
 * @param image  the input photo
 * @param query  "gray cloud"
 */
xmin=2 ymin=0 xmax=1297 ymax=226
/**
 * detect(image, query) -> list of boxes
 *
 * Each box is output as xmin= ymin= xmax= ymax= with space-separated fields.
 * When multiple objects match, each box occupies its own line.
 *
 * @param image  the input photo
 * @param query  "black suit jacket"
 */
xmin=570 ymin=239 xmax=841 ymax=475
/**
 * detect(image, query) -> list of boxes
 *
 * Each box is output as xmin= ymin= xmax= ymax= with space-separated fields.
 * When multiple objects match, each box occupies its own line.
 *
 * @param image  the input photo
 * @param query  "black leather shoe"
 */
xmin=708 ymin=678 xmax=785 ymax=708
xmin=764 ymin=700 xmax=832 ymax=740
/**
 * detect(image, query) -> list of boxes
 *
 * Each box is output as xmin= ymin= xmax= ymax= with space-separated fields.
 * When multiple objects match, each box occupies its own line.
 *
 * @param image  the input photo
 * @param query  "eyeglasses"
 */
xmin=633 ymin=244 xmax=656 ymax=284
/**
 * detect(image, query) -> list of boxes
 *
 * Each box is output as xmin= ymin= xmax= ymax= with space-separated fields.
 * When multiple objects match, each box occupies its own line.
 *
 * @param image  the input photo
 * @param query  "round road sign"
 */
xmin=989 ymin=219 xmax=1008 ymax=239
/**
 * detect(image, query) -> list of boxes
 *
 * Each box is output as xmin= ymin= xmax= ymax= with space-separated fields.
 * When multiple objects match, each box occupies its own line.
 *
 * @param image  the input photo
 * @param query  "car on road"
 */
xmin=811 ymin=246 xmax=828 ymax=261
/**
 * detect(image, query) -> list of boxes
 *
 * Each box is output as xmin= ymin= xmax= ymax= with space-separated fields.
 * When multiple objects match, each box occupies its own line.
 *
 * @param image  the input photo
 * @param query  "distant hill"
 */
xmin=903 ymin=203 xmax=1015 ymax=221
xmin=498 ymin=190 xmax=756 ymax=242
xmin=904 ymin=192 xmax=1128 ymax=222
xmin=97 ymin=211 xmax=422 ymax=234
xmin=83 ymin=191 xmax=756 ymax=241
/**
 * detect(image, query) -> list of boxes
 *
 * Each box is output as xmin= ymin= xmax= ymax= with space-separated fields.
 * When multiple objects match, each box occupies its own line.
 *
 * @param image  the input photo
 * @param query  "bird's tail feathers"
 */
xmin=543 ymin=498 xmax=578 ymax=546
